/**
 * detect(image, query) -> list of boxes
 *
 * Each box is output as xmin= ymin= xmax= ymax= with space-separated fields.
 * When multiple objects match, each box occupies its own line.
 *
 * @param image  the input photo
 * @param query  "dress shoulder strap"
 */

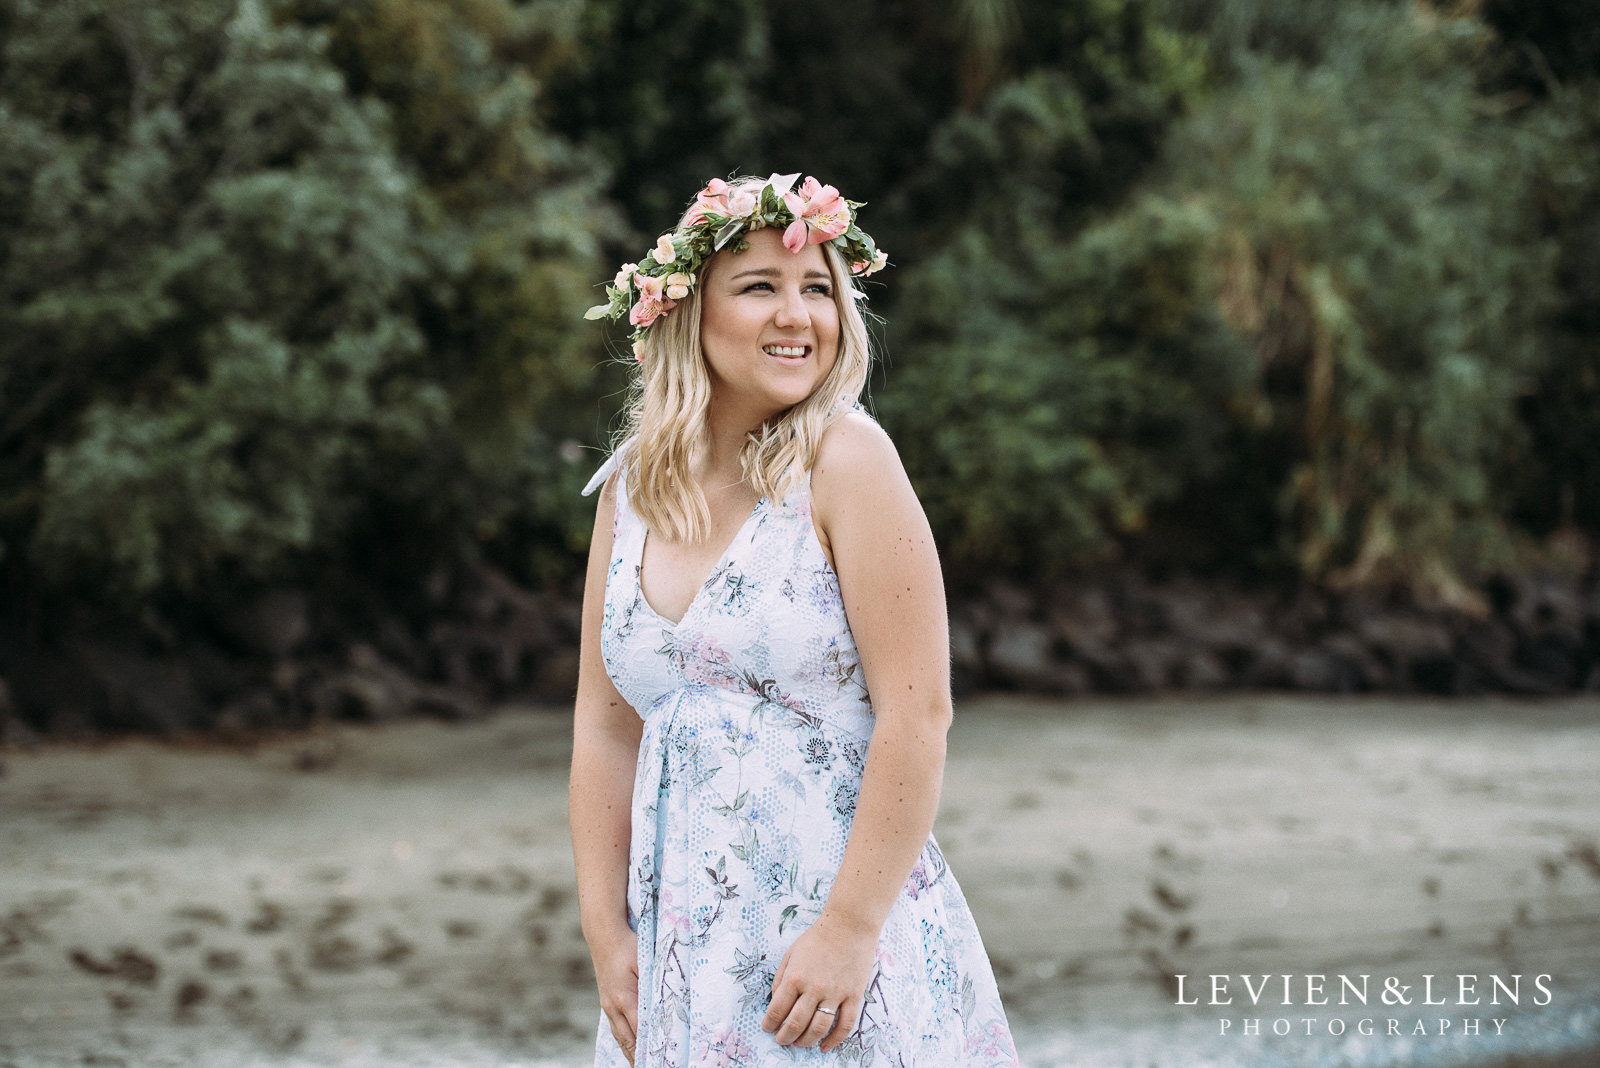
xmin=583 ymin=437 xmax=640 ymax=498
xmin=581 ymin=452 xmax=619 ymax=497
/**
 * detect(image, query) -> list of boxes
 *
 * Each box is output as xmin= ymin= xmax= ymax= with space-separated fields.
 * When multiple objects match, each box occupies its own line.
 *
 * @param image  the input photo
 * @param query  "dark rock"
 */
xmin=307 ymin=642 xmax=483 ymax=722
xmin=1289 ymin=646 xmax=1363 ymax=693
xmin=1047 ymin=588 xmax=1118 ymax=653
xmin=1517 ymin=633 xmax=1584 ymax=690
xmin=1357 ymin=616 xmax=1453 ymax=664
xmin=1460 ymin=619 xmax=1565 ymax=694
xmin=412 ymin=684 xmax=484 ymax=721
xmin=1047 ymin=662 xmax=1093 ymax=695
xmin=987 ymin=621 xmax=1066 ymax=691
xmin=948 ymin=615 xmax=984 ymax=678
xmin=531 ymin=647 xmax=581 ymax=699
xmin=1322 ymin=632 xmax=1387 ymax=689
xmin=1175 ymin=651 xmax=1230 ymax=690
xmin=185 ymin=642 xmax=251 ymax=703
xmin=1277 ymin=588 xmax=1332 ymax=643
xmin=1109 ymin=574 xmax=1167 ymax=636
xmin=1075 ymin=644 xmax=1134 ymax=692
xmin=1148 ymin=577 xmax=1213 ymax=638
xmin=223 ymin=590 xmax=310 ymax=657
xmin=5 ymin=650 xmax=107 ymax=734
xmin=1121 ymin=639 xmax=1183 ymax=691
xmin=985 ymin=580 xmax=1036 ymax=620
xmin=1507 ymin=571 xmax=1585 ymax=639
xmin=73 ymin=641 xmax=205 ymax=734
xmin=1182 ymin=599 xmax=1268 ymax=655
xmin=1241 ymin=638 xmax=1294 ymax=687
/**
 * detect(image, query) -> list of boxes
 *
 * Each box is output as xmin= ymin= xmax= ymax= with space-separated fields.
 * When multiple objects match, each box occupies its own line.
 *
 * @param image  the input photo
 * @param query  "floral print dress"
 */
xmin=581 ymin=445 xmax=1019 ymax=1068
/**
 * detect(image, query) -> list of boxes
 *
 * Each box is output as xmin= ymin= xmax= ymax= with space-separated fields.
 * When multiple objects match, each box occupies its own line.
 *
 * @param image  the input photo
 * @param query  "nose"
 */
xmin=771 ymin=281 xmax=808 ymax=330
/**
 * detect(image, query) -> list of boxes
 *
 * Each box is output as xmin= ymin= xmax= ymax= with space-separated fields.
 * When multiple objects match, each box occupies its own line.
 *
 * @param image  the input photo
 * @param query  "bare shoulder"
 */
xmin=810 ymin=409 xmax=918 ymax=554
xmin=590 ymin=467 xmax=620 ymax=528
xmin=812 ymin=409 xmax=904 ymax=498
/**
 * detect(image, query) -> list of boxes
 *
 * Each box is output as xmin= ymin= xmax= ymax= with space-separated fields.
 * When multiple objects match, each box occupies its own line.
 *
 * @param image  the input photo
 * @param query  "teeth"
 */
xmin=763 ymin=345 xmax=807 ymax=357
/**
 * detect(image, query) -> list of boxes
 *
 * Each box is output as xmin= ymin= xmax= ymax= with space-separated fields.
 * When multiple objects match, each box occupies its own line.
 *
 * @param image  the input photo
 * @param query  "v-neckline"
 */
xmin=637 ymin=494 xmax=768 ymax=628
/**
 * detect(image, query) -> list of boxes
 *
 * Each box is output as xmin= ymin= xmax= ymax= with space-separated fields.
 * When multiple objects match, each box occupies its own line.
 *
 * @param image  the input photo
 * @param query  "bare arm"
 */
xmin=569 ymin=469 xmax=645 ymax=1063
xmin=762 ymin=411 xmax=954 ymax=1050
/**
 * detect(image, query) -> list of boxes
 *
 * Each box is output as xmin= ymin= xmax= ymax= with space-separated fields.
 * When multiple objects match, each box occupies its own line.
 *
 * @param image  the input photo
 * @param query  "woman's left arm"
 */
xmin=761 ymin=411 xmax=954 ymax=1052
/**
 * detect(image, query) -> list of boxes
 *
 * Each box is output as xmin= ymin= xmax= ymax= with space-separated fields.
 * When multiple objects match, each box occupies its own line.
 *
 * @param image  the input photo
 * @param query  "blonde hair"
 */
xmin=609 ymin=179 xmax=876 ymax=545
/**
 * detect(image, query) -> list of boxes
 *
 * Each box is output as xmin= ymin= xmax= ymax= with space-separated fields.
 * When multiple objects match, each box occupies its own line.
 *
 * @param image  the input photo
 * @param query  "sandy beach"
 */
xmin=2 ymin=694 xmax=1598 ymax=1067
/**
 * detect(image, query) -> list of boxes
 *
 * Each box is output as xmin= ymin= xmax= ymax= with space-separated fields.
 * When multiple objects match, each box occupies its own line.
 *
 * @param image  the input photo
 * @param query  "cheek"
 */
xmin=817 ymin=307 xmax=842 ymax=359
xmin=703 ymin=300 xmax=763 ymax=351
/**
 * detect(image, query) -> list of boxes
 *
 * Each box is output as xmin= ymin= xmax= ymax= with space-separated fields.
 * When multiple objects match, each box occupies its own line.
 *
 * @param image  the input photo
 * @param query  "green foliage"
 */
xmin=881 ymin=200 xmax=1251 ymax=581
xmin=1160 ymin=5 xmax=1562 ymax=602
xmin=876 ymin=1 xmax=1225 ymax=580
xmin=1 ymin=0 xmax=1595 ymax=622
xmin=1481 ymin=1 xmax=1600 ymax=537
xmin=0 ymin=0 xmax=608 ymax=603
xmin=3 ymin=0 xmax=425 ymax=596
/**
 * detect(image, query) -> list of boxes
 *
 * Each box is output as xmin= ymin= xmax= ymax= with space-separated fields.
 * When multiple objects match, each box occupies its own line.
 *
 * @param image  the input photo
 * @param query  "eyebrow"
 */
xmin=727 ymin=267 xmax=833 ymax=282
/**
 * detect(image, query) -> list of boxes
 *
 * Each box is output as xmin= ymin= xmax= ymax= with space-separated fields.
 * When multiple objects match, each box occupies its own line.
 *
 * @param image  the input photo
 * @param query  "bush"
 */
xmin=0 ymin=0 xmax=610 ymax=609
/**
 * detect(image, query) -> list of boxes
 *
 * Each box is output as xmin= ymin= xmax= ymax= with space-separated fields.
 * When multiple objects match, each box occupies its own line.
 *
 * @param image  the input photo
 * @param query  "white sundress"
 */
xmin=581 ymin=441 xmax=1019 ymax=1068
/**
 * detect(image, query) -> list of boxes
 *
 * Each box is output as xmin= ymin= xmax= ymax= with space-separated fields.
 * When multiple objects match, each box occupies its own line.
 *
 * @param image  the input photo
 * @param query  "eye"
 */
xmin=806 ymin=283 xmax=833 ymax=296
xmin=741 ymin=281 xmax=774 ymax=293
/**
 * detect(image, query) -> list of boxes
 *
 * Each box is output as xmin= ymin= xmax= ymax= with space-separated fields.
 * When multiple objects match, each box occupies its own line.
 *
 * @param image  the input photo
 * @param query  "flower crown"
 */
xmin=585 ymin=172 xmax=888 ymax=361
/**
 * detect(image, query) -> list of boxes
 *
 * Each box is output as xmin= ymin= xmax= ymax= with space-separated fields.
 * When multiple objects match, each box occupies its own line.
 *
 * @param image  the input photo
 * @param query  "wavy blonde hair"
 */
xmin=609 ymin=179 xmax=876 ymax=545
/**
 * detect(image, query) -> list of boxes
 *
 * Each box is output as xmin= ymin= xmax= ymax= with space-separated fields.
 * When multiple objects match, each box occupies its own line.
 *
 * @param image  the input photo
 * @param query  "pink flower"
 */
xmin=628 ymin=277 xmax=677 ymax=326
xmin=726 ymin=186 xmax=759 ymax=218
xmin=851 ymin=248 xmax=889 ymax=276
xmin=629 ymin=298 xmax=663 ymax=327
xmin=628 ymin=272 xmax=678 ymax=327
xmin=782 ymin=176 xmax=852 ymax=253
xmin=687 ymin=178 xmax=731 ymax=225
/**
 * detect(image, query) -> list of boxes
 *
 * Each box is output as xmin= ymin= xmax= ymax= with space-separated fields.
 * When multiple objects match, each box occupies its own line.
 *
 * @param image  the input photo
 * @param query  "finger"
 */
xmin=771 ymin=943 xmax=792 ymax=992
xmin=796 ymin=1001 xmax=838 ymax=1048
xmin=819 ymin=994 xmax=861 ymax=1052
xmin=774 ymin=991 xmax=821 ymax=1045
xmin=761 ymin=971 xmax=798 ymax=1034
xmin=606 ymin=1012 xmax=636 ymax=1066
xmin=608 ymin=1023 xmax=633 ymax=1061
xmin=622 ymin=977 xmax=639 ymax=1041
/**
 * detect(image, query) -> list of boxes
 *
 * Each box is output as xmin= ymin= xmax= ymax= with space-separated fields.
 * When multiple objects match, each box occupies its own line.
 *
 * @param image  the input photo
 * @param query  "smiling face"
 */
xmin=698 ymin=226 xmax=842 ymax=420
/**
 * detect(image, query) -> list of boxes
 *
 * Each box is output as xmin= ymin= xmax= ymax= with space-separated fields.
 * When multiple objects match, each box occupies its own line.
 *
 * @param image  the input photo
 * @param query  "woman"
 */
xmin=570 ymin=173 xmax=1018 ymax=1067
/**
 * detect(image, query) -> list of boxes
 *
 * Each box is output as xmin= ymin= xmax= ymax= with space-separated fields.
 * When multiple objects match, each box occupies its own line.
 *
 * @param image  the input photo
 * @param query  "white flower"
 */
xmin=726 ymin=188 xmax=759 ymax=218
xmin=667 ymin=284 xmax=689 ymax=300
xmin=614 ymin=262 xmax=638 ymax=289
xmin=654 ymin=235 xmax=677 ymax=264
xmin=666 ymin=272 xmax=693 ymax=300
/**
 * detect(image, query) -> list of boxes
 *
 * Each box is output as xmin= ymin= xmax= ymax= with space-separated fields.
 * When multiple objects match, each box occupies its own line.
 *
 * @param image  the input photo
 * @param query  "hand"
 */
xmin=761 ymin=915 xmax=879 ymax=1052
xmin=591 ymin=926 xmax=640 ymax=1064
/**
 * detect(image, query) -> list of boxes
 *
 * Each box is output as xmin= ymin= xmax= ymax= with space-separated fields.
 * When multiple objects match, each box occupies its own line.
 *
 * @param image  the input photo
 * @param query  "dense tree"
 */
xmin=0 ymin=0 xmax=1593 ymax=639
xmin=0 ymin=0 xmax=607 ymax=616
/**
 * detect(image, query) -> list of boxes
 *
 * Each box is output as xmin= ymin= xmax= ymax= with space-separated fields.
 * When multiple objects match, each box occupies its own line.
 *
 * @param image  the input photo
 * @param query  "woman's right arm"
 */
xmin=569 ymin=469 xmax=644 ymax=1064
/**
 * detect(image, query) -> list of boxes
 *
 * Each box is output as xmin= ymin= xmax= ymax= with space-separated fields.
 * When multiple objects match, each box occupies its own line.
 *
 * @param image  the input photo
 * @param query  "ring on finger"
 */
xmin=816 ymin=1005 xmax=837 ymax=1017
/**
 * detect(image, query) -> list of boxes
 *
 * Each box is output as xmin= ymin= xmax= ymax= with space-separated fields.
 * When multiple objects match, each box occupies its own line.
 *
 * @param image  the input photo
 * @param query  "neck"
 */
xmin=700 ymin=392 xmax=784 ymax=491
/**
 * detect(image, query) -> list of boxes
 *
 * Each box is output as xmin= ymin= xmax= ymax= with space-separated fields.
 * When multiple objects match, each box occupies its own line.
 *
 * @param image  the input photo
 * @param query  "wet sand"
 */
xmin=1 ymin=694 xmax=1597 ymax=1067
